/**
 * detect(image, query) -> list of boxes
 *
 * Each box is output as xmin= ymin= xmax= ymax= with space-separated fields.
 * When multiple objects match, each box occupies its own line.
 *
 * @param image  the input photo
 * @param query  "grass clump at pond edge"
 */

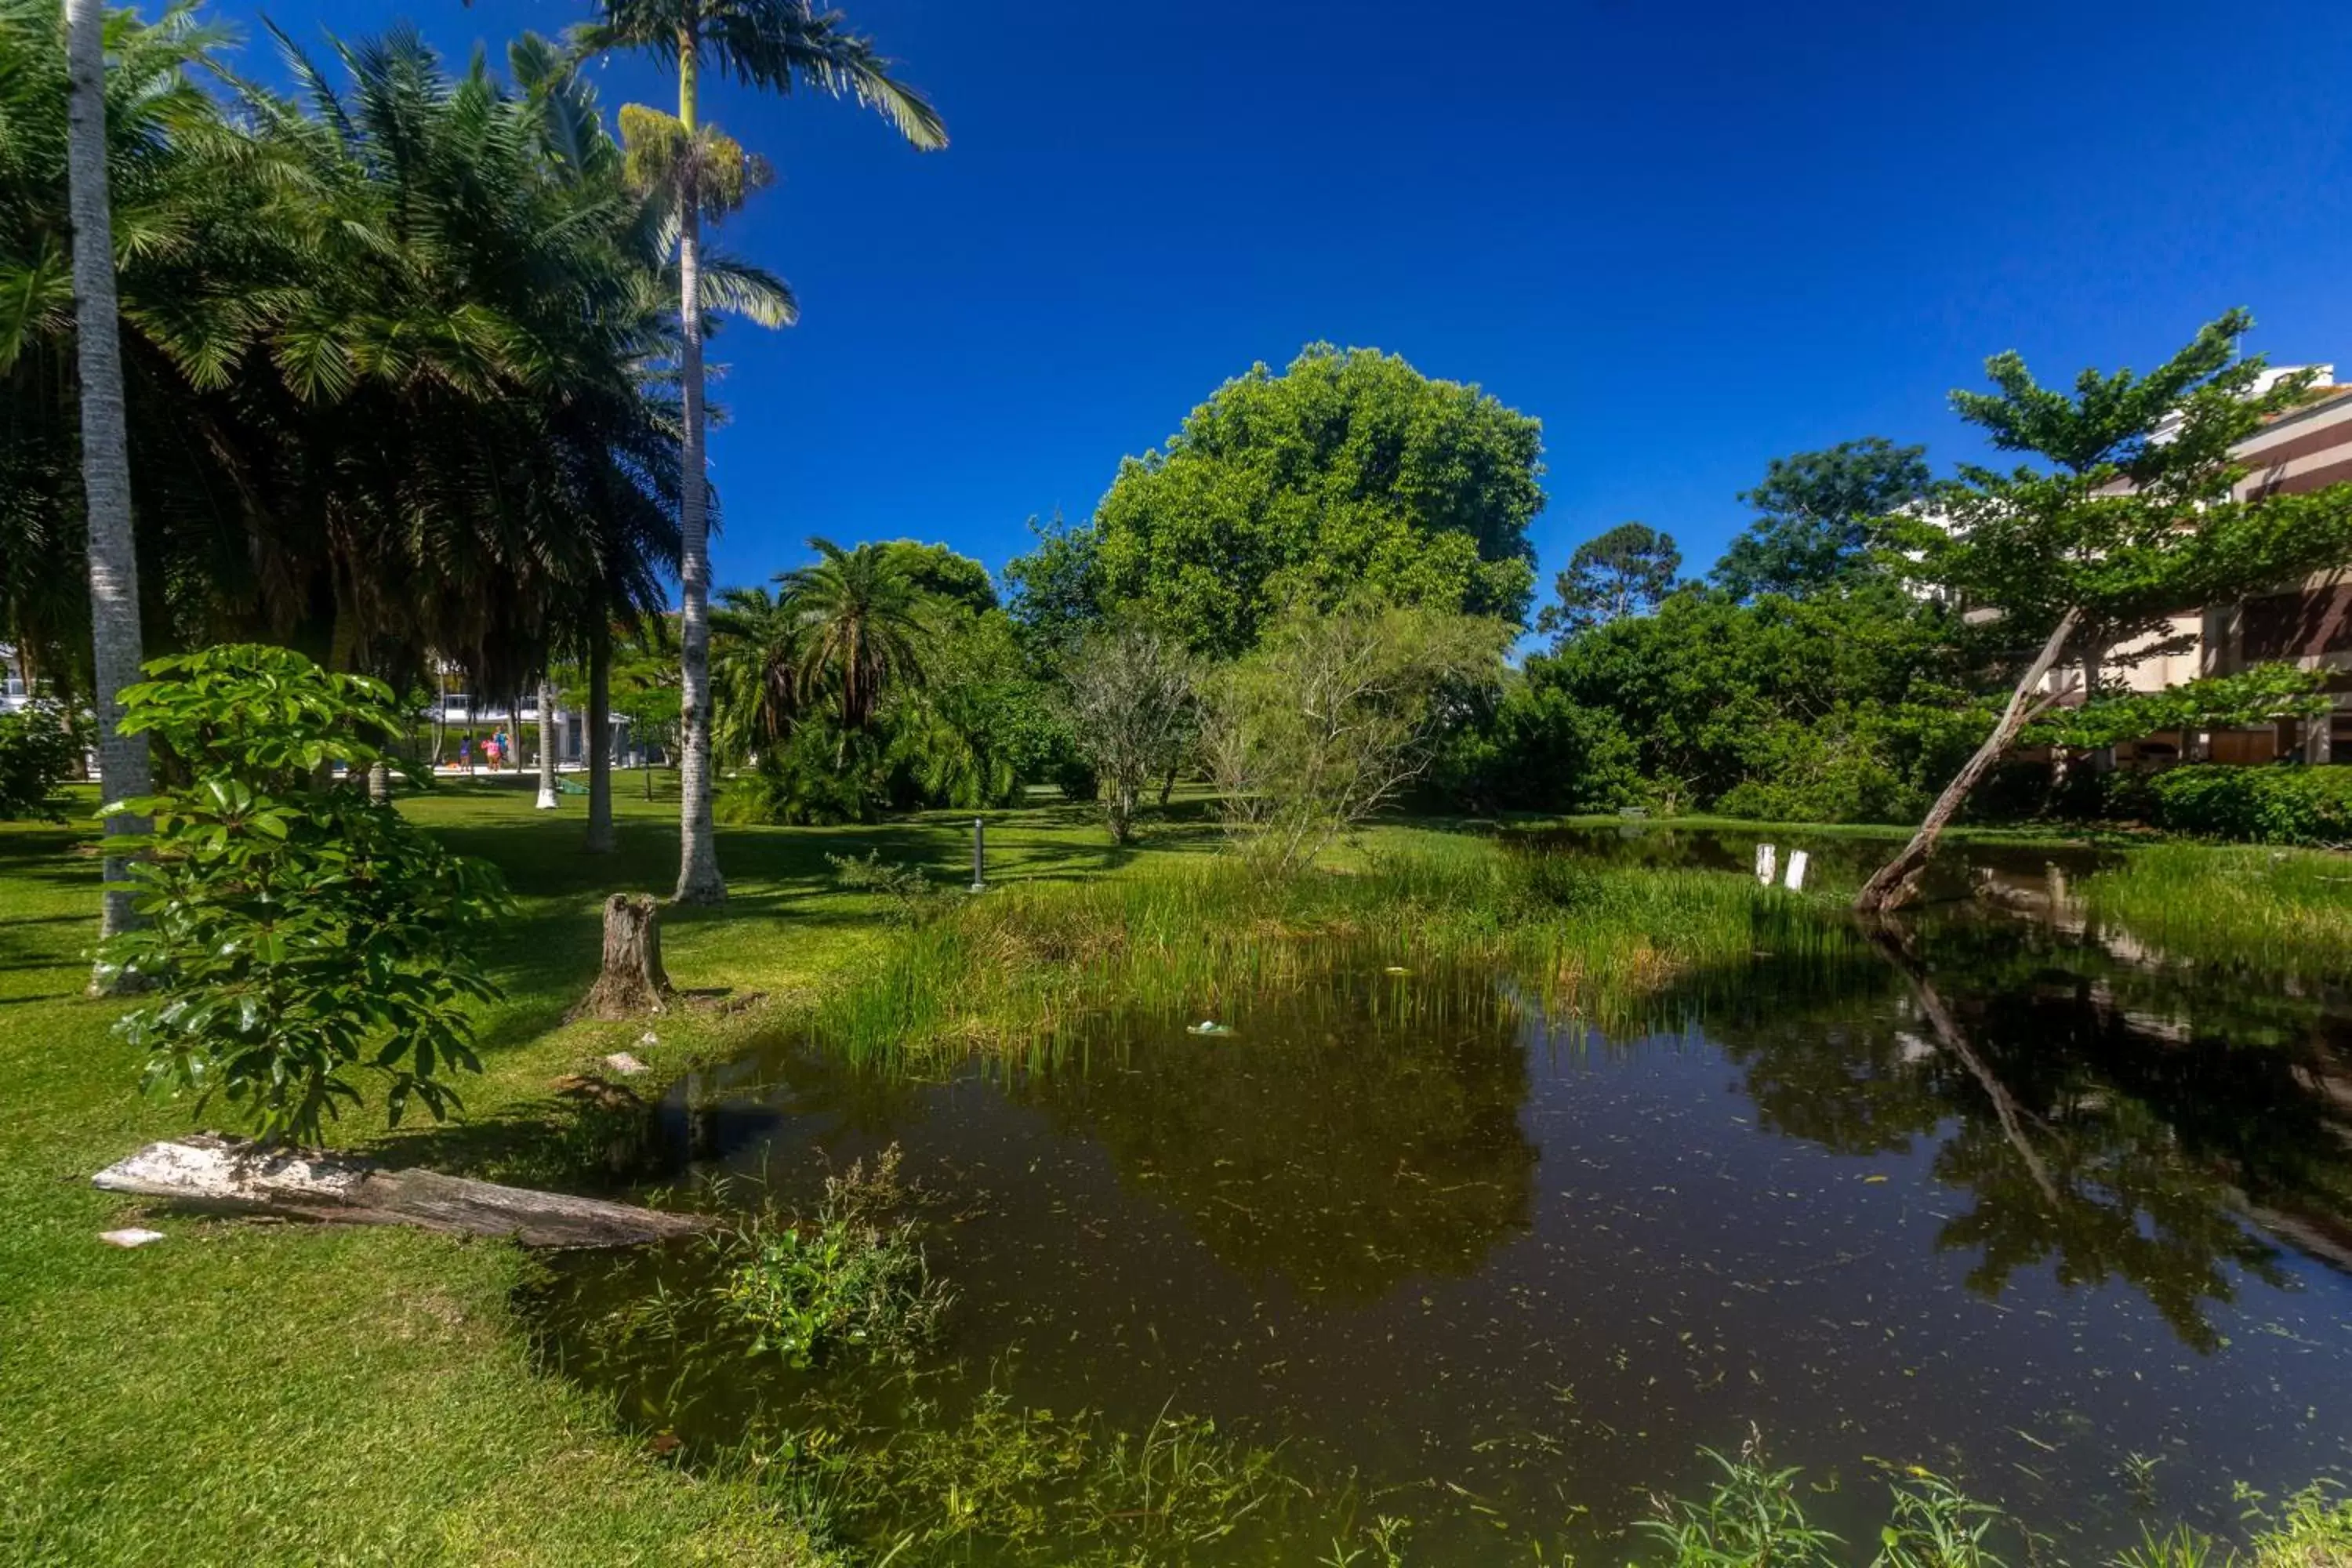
xmin=2082 ymin=844 xmax=2352 ymax=974
xmin=814 ymin=839 xmax=1862 ymax=1069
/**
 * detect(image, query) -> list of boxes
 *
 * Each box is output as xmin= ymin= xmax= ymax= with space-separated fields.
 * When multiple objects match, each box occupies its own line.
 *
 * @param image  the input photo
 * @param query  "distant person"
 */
xmin=459 ymin=737 xmax=474 ymax=773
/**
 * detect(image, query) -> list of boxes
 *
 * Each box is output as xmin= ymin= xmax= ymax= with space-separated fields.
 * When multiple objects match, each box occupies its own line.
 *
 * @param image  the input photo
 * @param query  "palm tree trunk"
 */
xmin=671 ymin=33 xmax=724 ymax=904
xmin=66 ymin=0 xmax=151 ymax=971
xmin=1855 ymin=605 xmax=2083 ymax=915
xmin=535 ymin=677 xmax=559 ymax=810
xmin=586 ymin=626 xmax=615 ymax=853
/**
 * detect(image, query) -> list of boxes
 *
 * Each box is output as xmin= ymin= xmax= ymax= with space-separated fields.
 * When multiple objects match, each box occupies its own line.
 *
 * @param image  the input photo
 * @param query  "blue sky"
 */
xmin=240 ymin=0 xmax=2352 ymax=605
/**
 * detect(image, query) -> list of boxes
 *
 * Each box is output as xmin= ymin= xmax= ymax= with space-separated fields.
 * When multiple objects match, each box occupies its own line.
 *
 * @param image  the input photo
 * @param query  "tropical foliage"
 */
xmin=0 ymin=7 xmax=688 ymax=816
xmin=97 ymin=646 xmax=510 ymax=1145
xmin=0 ymin=702 xmax=79 ymax=821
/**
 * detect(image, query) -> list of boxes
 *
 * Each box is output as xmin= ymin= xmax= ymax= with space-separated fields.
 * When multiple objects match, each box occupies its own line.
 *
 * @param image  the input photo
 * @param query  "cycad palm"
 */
xmin=783 ymin=537 xmax=930 ymax=733
xmin=575 ymin=0 xmax=946 ymax=905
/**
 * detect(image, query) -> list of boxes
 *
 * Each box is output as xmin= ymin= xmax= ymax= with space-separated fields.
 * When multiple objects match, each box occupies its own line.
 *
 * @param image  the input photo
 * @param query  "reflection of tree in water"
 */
xmin=1015 ymin=969 xmax=1539 ymax=1301
xmin=1712 ymin=920 xmax=2352 ymax=1352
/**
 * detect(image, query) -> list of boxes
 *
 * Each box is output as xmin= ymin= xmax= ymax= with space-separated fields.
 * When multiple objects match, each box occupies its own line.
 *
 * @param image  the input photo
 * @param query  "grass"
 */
xmin=0 ymin=781 xmax=1220 ymax=1566
xmin=2081 ymin=843 xmax=2352 ymax=974
xmin=811 ymin=836 xmax=1860 ymax=1070
xmin=4 ymin=779 xmax=2348 ymax=1566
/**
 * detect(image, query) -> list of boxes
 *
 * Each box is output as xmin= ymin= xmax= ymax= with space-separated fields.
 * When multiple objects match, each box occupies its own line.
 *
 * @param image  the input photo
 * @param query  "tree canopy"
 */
xmin=1536 ymin=521 xmax=1682 ymax=641
xmin=1083 ymin=344 xmax=1545 ymax=656
xmin=1711 ymin=437 xmax=1932 ymax=601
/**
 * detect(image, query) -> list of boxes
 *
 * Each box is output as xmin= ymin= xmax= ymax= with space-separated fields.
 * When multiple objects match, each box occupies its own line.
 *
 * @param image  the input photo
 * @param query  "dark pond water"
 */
xmin=530 ymin=829 xmax=2352 ymax=1564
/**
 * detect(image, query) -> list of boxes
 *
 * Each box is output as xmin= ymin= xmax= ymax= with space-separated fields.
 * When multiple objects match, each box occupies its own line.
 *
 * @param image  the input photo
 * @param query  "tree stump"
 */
xmin=578 ymin=894 xmax=673 ymax=1018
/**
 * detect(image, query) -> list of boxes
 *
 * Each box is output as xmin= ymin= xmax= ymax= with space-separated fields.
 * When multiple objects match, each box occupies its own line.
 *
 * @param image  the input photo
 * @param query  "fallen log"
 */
xmin=92 ymin=1134 xmax=709 ymax=1249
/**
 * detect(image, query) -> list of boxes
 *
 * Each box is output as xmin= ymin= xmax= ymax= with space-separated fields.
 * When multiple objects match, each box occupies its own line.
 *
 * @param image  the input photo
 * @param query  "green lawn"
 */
xmin=0 ymin=781 xmax=1215 ymax=1568
xmin=7 ymin=782 xmax=2344 ymax=1566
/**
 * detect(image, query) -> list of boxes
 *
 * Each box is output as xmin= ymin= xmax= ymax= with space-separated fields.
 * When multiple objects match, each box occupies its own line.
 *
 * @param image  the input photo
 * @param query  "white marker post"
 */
xmin=1784 ymin=849 xmax=1809 ymax=891
xmin=1755 ymin=843 xmax=1779 ymax=886
xmin=970 ymin=817 xmax=987 ymax=894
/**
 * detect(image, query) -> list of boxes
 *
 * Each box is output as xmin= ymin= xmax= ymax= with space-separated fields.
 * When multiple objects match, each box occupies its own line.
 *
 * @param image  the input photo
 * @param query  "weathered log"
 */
xmin=91 ymin=1134 xmax=707 ymax=1248
xmin=577 ymin=892 xmax=673 ymax=1019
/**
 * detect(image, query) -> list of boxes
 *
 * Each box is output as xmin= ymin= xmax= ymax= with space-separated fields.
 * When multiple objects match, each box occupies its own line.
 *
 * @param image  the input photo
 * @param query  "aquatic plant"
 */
xmin=720 ymin=1147 xmax=949 ymax=1368
xmin=1635 ymin=1433 xmax=1842 ymax=1568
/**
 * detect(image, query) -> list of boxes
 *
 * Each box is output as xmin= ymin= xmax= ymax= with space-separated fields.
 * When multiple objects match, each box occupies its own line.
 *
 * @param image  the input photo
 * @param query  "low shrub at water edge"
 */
xmin=2143 ymin=764 xmax=2352 ymax=846
xmin=810 ymin=844 xmax=1859 ymax=1067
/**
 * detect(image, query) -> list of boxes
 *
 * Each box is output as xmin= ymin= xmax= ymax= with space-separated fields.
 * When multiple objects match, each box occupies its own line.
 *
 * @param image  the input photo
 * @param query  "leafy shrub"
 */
xmin=98 ymin=645 xmax=510 ymax=1145
xmin=1435 ymin=681 xmax=1639 ymax=815
xmin=720 ymin=1146 xmax=949 ymax=1367
xmin=0 ymin=700 xmax=79 ymax=820
xmin=826 ymin=848 xmax=943 ymax=924
xmin=1716 ymin=713 xmax=1923 ymax=825
xmin=717 ymin=720 xmax=889 ymax=826
xmin=2145 ymin=764 xmax=2352 ymax=845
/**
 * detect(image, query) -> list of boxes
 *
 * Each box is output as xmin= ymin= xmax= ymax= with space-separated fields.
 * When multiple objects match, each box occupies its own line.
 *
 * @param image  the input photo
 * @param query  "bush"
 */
xmin=1436 ymin=682 xmax=1639 ymax=815
xmin=0 ymin=701 xmax=78 ymax=820
xmin=717 ymin=721 xmax=890 ymax=826
xmin=98 ymin=645 xmax=510 ymax=1145
xmin=1715 ymin=713 xmax=1923 ymax=826
xmin=719 ymin=1146 xmax=949 ymax=1367
xmin=2146 ymin=764 xmax=2352 ymax=845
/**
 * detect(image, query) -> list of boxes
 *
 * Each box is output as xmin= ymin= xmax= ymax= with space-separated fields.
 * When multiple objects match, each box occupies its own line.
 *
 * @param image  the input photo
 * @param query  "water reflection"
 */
xmin=529 ymin=856 xmax=2352 ymax=1562
xmin=1010 ymin=972 xmax=1537 ymax=1299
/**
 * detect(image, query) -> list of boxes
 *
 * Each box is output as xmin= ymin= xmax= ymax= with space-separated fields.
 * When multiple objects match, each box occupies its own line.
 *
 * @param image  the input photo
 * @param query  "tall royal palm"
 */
xmin=61 ymin=0 xmax=154 ymax=956
xmin=577 ymin=1 xmax=946 ymax=904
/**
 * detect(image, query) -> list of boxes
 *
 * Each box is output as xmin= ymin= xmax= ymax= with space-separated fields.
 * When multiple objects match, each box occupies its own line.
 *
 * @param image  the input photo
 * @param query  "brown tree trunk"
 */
xmin=1855 ymin=606 xmax=2082 ymax=915
xmin=1863 ymin=924 xmax=2060 ymax=1208
xmin=578 ymin=894 xmax=673 ymax=1019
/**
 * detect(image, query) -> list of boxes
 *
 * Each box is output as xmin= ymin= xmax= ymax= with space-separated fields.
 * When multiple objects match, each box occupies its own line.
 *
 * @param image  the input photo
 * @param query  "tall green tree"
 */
xmin=1091 ymin=344 xmax=1545 ymax=656
xmin=575 ymin=0 xmax=946 ymax=906
xmin=1857 ymin=312 xmax=2352 ymax=912
xmin=1711 ymin=437 xmax=1932 ymax=600
xmin=1003 ymin=510 xmax=1104 ymax=655
xmin=1536 ymin=521 xmax=1681 ymax=641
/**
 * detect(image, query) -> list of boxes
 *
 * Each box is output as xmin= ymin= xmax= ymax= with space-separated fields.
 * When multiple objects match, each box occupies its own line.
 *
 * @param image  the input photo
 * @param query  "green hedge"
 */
xmin=2146 ymin=764 xmax=2352 ymax=845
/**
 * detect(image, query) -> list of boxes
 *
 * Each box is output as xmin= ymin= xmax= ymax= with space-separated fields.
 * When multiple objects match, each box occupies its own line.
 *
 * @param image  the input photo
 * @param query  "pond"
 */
xmin=528 ymin=831 xmax=2352 ymax=1564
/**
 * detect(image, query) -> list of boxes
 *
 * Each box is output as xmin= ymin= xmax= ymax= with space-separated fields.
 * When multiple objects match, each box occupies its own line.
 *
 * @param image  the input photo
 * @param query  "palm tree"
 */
xmin=60 ymin=0 xmax=159 ymax=957
xmin=709 ymin=583 xmax=801 ymax=763
xmin=782 ymin=537 xmax=931 ymax=733
xmin=575 ymin=0 xmax=946 ymax=905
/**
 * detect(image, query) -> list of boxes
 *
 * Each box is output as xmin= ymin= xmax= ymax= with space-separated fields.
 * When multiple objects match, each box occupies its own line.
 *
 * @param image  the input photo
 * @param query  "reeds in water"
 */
xmin=811 ymin=842 xmax=1866 ymax=1069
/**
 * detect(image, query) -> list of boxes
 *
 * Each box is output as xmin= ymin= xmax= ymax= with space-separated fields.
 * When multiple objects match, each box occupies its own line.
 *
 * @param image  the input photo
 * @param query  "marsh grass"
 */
xmin=814 ymin=839 xmax=1864 ymax=1069
xmin=2082 ymin=844 xmax=2352 ymax=975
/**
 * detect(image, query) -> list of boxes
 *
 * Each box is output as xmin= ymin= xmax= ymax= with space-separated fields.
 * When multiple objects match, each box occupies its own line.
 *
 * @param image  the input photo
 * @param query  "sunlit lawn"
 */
xmin=0 ymin=779 xmax=1221 ymax=1568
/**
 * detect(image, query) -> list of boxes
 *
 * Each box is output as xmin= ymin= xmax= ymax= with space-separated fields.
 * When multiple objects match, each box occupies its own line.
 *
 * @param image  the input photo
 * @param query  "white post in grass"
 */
xmin=1784 ymin=849 xmax=1809 ymax=891
xmin=1755 ymin=843 xmax=1778 ymax=887
xmin=970 ymin=817 xmax=986 ymax=894
xmin=535 ymin=679 xmax=560 ymax=811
